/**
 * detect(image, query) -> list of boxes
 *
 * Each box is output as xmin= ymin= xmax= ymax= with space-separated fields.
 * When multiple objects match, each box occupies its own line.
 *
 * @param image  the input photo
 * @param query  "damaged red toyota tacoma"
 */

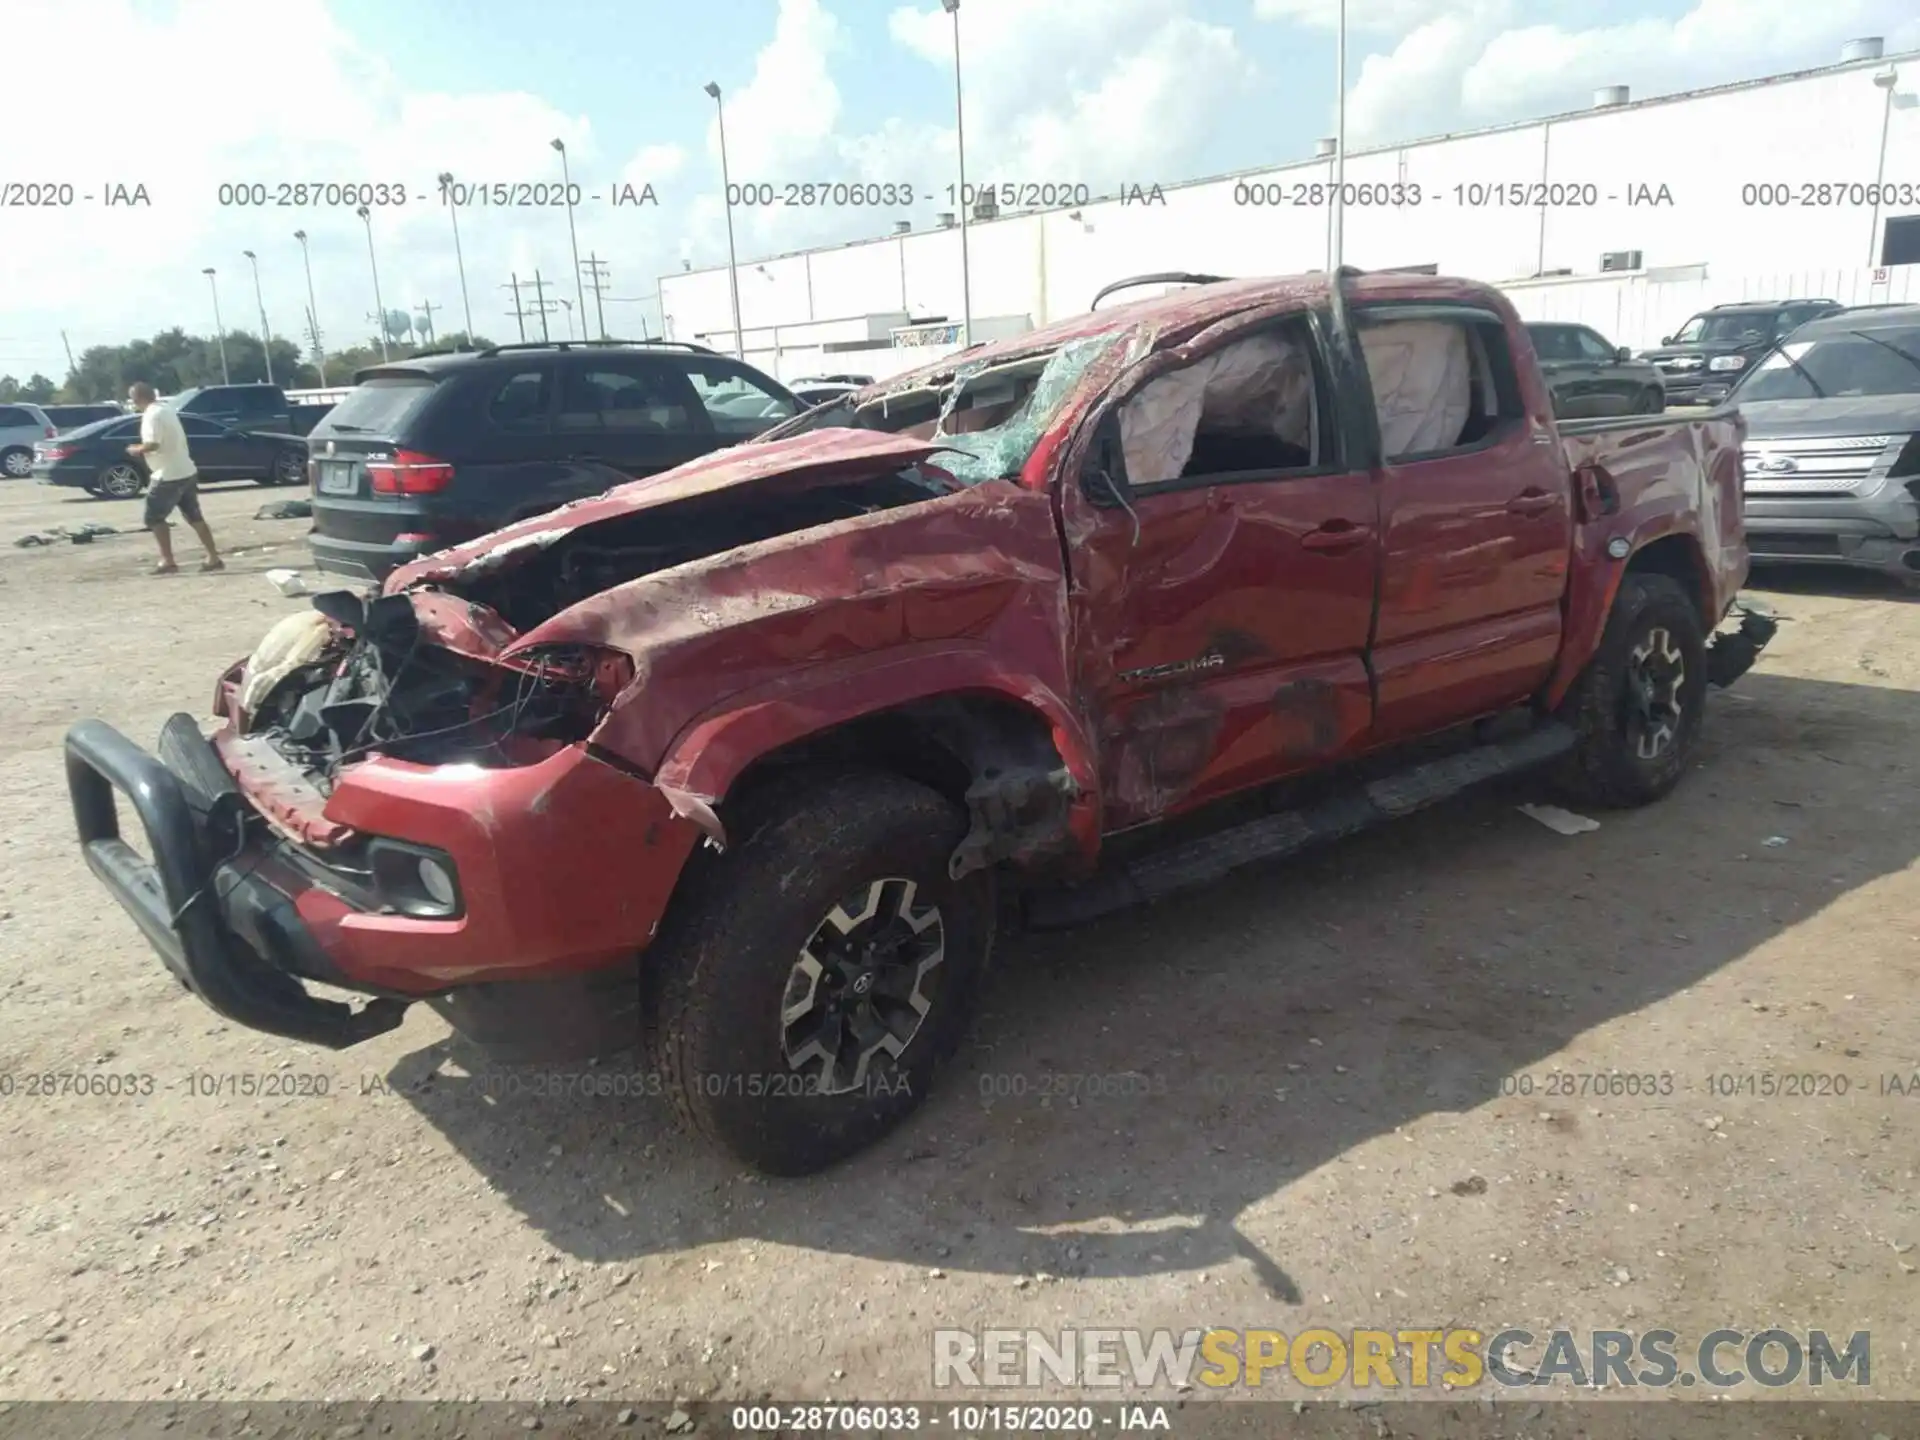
xmin=67 ymin=269 xmax=1776 ymax=1174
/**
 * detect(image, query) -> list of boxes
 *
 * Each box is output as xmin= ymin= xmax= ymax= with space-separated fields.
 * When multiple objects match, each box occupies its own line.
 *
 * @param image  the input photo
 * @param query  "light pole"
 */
xmin=1330 ymin=0 xmax=1347 ymax=272
xmin=1869 ymin=65 xmax=1900 ymax=267
xmin=292 ymin=230 xmax=328 ymax=384
xmin=241 ymin=249 xmax=275 ymax=385
xmin=438 ymin=171 xmax=475 ymax=342
xmin=704 ymin=81 xmax=746 ymax=359
xmin=355 ymin=204 xmax=389 ymax=361
xmin=941 ymin=0 xmax=973 ymax=346
xmin=558 ymin=298 xmax=578 ymax=341
xmin=550 ymin=139 xmax=591 ymax=337
xmin=201 ymin=268 xmax=230 ymax=384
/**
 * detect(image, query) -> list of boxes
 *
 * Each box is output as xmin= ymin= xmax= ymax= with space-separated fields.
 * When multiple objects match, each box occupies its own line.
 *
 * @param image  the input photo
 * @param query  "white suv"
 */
xmin=0 ymin=403 xmax=56 ymax=478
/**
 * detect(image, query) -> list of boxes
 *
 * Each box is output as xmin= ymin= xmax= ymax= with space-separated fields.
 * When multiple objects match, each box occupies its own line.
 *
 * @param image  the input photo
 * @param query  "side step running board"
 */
xmin=1024 ymin=720 xmax=1577 ymax=929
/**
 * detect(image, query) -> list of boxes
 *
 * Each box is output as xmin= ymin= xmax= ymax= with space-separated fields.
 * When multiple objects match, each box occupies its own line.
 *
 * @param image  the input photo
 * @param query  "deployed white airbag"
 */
xmin=1357 ymin=320 xmax=1472 ymax=459
xmin=238 ymin=609 xmax=335 ymax=720
xmin=1120 ymin=332 xmax=1314 ymax=485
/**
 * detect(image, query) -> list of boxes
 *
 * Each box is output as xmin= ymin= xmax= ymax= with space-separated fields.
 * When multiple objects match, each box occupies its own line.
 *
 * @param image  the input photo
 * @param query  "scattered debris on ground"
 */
xmin=255 ymin=498 xmax=312 ymax=520
xmin=1516 ymin=803 xmax=1600 ymax=835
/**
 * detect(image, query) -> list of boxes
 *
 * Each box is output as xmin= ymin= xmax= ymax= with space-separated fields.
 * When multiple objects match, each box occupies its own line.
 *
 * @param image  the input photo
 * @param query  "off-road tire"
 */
xmin=1554 ymin=573 xmax=1708 ymax=807
xmin=643 ymin=769 xmax=994 ymax=1176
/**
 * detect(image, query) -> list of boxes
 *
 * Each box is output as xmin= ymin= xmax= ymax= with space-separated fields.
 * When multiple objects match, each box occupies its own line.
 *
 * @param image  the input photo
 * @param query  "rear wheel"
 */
xmin=93 ymin=463 xmax=145 ymax=499
xmin=1554 ymin=573 xmax=1708 ymax=807
xmin=1 ymin=447 xmax=31 ymax=479
xmin=645 ymin=769 xmax=994 ymax=1175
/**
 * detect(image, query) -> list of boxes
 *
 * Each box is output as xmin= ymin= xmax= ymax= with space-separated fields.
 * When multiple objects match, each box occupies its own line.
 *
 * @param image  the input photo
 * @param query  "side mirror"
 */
xmin=1617 ymin=346 xmax=1634 ymax=362
xmin=1660 ymin=335 xmax=1673 ymax=345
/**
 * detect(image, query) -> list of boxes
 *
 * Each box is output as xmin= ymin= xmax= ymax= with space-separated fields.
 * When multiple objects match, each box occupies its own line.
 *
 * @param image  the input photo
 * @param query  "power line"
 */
xmin=582 ymin=255 xmax=611 ymax=340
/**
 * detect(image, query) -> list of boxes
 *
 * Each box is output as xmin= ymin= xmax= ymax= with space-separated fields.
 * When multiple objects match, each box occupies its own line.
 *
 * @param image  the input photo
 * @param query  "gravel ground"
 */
xmin=0 ymin=475 xmax=1916 ymax=1417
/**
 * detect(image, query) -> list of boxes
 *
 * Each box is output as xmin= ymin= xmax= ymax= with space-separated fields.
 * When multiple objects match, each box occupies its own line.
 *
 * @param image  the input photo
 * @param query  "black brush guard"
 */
xmin=64 ymin=713 xmax=409 ymax=1048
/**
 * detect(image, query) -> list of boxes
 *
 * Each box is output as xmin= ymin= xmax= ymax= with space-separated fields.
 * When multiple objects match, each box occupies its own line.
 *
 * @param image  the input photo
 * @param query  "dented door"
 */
xmin=1060 ymin=313 xmax=1379 ymax=830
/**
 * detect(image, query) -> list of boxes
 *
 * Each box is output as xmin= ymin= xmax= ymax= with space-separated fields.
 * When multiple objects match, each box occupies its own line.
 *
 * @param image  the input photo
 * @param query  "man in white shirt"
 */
xmin=126 ymin=381 xmax=223 ymax=574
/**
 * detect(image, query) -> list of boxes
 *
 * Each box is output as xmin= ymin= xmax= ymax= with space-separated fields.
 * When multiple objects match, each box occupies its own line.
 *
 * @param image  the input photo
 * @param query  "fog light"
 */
xmin=417 ymin=855 xmax=456 ymax=908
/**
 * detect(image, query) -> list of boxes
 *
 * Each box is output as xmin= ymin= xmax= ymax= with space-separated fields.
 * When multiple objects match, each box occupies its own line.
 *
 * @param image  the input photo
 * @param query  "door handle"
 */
xmin=1508 ymin=489 xmax=1557 ymax=515
xmin=1301 ymin=520 xmax=1374 ymax=552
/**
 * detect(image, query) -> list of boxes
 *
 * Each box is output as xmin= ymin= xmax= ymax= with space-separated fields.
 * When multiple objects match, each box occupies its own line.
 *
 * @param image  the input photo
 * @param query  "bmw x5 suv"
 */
xmin=305 ymin=340 xmax=802 ymax=581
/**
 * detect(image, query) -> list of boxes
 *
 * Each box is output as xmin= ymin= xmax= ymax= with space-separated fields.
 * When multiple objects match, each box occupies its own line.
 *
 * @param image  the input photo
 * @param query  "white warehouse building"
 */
xmin=659 ymin=37 xmax=1920 ymax=383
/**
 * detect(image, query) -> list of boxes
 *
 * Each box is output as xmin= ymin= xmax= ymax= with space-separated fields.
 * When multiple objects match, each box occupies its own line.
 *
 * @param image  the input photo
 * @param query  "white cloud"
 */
xmin=1252 ymin=0 xmax=1458 ymax=32
xmin=1339 ymin=0 xmax=1920 ymax=143
xmin=1 ymin=0 xmax=622 ymax=374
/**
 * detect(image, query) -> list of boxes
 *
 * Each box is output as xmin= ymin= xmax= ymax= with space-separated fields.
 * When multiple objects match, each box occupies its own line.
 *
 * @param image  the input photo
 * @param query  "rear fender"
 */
xmin=646 ymin=642 xmax=1104 ymax=864
xmin=1545 ymin=519 xmax=1709 ymax=710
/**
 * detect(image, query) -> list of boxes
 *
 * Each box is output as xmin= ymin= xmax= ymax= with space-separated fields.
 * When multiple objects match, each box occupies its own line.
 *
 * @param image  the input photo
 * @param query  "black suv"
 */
xmin=1638 ymin=299 xmax=1843 ymax=406
xmin=305 ymin=340 xmax=803 ymax=580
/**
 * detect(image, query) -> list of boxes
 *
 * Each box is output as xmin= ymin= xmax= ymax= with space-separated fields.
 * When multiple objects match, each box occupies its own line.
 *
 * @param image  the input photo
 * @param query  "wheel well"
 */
xmin=1624 ymin=534 xmax=1708 ymax=624
xmin=717 ymin=694 xmax=1081 ymax=877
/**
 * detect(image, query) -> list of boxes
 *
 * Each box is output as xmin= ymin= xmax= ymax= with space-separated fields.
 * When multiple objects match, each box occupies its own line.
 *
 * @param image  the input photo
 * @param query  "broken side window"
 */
xmin=1119 ymin=321 xmax=1321 ymax=485
xmin=1356 ymin=313 xmax=1519 ymax=460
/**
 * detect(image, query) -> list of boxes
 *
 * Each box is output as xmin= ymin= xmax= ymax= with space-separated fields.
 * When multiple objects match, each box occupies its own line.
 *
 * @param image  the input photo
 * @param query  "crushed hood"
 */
xmin=384 ymin=428 xmax=951 ymax=590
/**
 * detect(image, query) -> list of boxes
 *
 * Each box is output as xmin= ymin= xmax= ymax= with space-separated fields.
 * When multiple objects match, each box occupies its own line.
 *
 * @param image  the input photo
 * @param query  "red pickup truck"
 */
xmin=67 ymin=269 xmax=1775 ymax=1174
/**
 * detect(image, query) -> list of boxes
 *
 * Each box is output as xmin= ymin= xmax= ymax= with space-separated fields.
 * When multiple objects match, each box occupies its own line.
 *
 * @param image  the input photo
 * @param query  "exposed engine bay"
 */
xmin=238 ymin=591 xmax=621 ymax=791
xmin=234 ymin=464 xmax=958 ymax=790
xmin=444 ymin=465 xmax=953 ymax=631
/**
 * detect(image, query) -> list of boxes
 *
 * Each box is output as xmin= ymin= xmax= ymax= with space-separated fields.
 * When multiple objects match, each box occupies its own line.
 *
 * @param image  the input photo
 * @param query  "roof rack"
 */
xmin=473 ymin=338 xmax=715 ymax=356
xmin=1089 ymin=271 xmax=1232 ymax=311
xmin=1710 ymin=298 xmax=1838 ymax=308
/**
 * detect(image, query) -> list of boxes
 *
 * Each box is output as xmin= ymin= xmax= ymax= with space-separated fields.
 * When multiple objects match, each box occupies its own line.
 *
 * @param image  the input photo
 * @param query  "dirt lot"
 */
xmin=0 ymin=475 xmax=1917 ymax=1416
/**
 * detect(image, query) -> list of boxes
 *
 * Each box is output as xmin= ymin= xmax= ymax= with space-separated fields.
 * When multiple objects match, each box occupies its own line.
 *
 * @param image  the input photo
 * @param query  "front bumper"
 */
xmin=1744 ymin=486 xmax=1920 ymax=576
xmin=67 ymin=713 xmax=701 ymax=1049
xmin=65 ymin=715 xmax=408 ymax=1047
xmin=1657 ymin=375 xmax=1732 ymax=406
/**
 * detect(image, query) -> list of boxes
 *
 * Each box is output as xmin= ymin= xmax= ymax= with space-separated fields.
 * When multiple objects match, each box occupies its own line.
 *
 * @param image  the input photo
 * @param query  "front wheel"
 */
xmin=645 ymin=769 xmax=994 ymax=1175
xmin=1 ymin=447 xmax=31 ymax=479
xmin=1554 ymin=573 xmax=1708 ymax=807
xmin=1633 ymin=388 xmax=1664 ymax=414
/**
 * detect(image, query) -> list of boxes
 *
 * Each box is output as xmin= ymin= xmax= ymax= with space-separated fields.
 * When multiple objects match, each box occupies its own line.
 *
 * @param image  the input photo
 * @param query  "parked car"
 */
xmin=31 ymin=412 xmax=308 ymax=497
xmin=170 ymin=383 xmax=334 ymax=439
xmin=303 ymin=340 xmax=803 ymax=580
xmin=1524 ymin=322 xmax=1665 ymax=417
xmin=0 ymin=402 xmax=56 ymax=478
xmin=1639 ymin=299 xmax=1843 ymax=406
xmin=1727 ymin=303 xmax=1920 ymax=586
xmin=64 ymin=268 xmax=1778 ymax=1175
xmin=42 ymin=403 xmax=125 ymax=431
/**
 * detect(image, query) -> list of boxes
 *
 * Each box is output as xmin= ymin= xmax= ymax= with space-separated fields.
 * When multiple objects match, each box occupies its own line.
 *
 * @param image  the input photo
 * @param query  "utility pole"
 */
xmin=59 ymin=330 xmax=77 ymax=393
xmin=582 ymin=255 xmax=611 ymax=339
xmin=417 ymin=300 xmax=440 ymax=346
xmin=366 ymin=312 xmax=389 ymax=351
xmin=504 ymin=275 xmax=528 ymax=342
xmin=304 ymin=307 xmax=326 ymax=379
xmin=531 ymin=270 xmax=552 ymax=343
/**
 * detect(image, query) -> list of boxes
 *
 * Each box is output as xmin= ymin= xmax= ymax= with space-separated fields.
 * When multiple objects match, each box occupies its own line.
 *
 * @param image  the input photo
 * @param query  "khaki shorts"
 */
xmin=143 ymin=475 xmax=203 ymax=527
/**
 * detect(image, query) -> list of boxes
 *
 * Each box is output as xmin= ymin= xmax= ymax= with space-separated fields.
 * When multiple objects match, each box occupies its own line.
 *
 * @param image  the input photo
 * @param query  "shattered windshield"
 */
xmin=761 ymin=333 xmax=1120 ymax=484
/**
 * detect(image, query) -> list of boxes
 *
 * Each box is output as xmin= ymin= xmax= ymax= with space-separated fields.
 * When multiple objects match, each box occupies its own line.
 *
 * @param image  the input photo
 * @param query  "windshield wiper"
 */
xmin=1747 ymin=346 xmax=1827 ymax=399
xmin=1845 ymin=329 xmax=1920 ymax=376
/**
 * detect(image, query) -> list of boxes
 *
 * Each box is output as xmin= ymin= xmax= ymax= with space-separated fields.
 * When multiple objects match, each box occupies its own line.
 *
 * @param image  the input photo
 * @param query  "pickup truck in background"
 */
xmin=171 ymin=383 xmax=335 ymax=438
xmin=65 ymin=268 xmax=1777 ymax=1176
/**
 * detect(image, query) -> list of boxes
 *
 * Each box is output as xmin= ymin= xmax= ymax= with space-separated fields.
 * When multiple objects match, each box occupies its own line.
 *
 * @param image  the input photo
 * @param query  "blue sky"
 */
xmin=4 ymin=0 xmax=1918 ymax=381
